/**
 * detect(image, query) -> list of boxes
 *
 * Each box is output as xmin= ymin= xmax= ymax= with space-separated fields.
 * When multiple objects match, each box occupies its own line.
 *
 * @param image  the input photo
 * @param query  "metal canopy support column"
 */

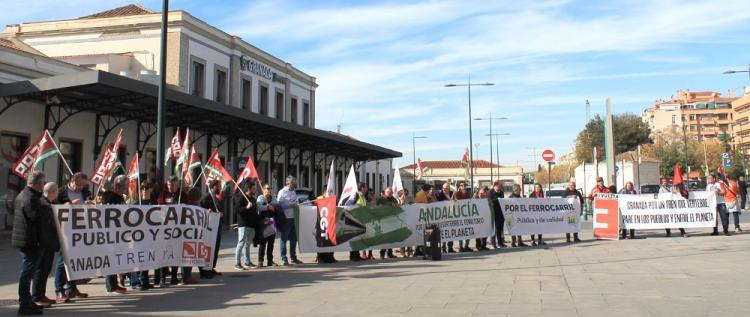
xmin=0 ymin=95 xmax=29 ymax=117
xmin=93 ymin=113 xmax=129 ymax=161
xmin=269 ymin=144 xmax=275 ymax=190
xmin=136 ymin=121 xmax=157 ymax=156
xmin=44 ymin=102 xmax=87 ymax=137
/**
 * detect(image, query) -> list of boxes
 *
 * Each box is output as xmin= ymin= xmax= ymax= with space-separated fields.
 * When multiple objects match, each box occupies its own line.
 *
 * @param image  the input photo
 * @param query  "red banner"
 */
xmin=315 ymin=196 xmax=338 ymax=245
xmin=593 ymin=197 xmax=620 ymax=240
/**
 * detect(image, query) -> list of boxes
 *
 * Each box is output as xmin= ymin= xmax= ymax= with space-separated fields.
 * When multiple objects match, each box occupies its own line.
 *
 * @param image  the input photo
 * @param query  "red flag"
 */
xmin=127 ymin=152 xmax=139 ymax=202
xmin=315 ymin=196 xmax=338 ymax=245
xmin=672 ymin=163 xmax=683 ymax=187
xmin=12 ymin=130 xmax=59 ymax=179
xmin=91 ymin=129 xmax=123 ymax=186
xmin=167 ymin=129 xmax=182 ymax=162
xmin=204 ymin=149 xmax=232 ymax=188
xmin=415 ymin=158 xmax=425 ymax=179
xmin=238 ymin=155 xmax=262 ymax=183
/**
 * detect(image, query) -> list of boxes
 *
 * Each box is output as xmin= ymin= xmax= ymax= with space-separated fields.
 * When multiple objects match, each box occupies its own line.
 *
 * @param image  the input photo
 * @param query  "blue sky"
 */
xmin=4 ymin=0 xmax=750 ymax=170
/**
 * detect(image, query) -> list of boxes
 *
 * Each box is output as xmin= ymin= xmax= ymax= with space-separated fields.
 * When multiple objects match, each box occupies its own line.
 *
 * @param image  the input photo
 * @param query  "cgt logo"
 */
xmin=593 ymin=198 xmax=620 ymax=240
xmin=183 ymin=241 xmax=212 ymax=262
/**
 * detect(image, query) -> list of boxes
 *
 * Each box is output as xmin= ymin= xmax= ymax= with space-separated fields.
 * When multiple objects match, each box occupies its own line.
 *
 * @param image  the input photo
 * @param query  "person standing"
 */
xmin=506 ymin=184 xmax=527 ymax=247
xmin=527 ymin=183 xmax=545 ymax=246
xmin=452 ymin=182 xmax=473 ymax=251
xmin=739 ymin=176 xmax=748 ymax=212
xmin=200 ymin=180 xmax=225 ymax=277
xmin=156 ymin=176 xmax=188 ymax=285
xmin=659 ymin=177 xmax=687 ymax=237
xmin=474 ymin=186 xmax=491 ymax=251
xmin=618 ymin=182 xmax=637 ymax=239
xmin=234 ymin=182 xmax=258 ymax=270
xmin=131 ymin=180 xmax=157 ymax=290
xmin=377 ymin=188 xmax=400 ymax=259
xmin=277 ymin=176 xmax=302 ymax=266
xmin=705 ymin=174 xmax=729 ymax=236
xmin=55 ymin=172 xmax=91 ymax=300
xmin=101 ymin=175 xmax=129 ymax=295
xmin=724 ymin=175 xmax=742 ymax=232
xmin=489 ymin=180 xmax=507 ymax=249
xmin=30 ymin=182 xmax=62 ymax=308
xmin=257 ymin=184 xmax=279 ymax=267
xmin=315 ymin=185 xmax=337 ymax=264
xmin=13 ymin=171 xmax=47 ymax=316
xmin=565 ymin=181 xmax=584 ymax=243
xmin=436 ymin=183 xmax=455 ymax=253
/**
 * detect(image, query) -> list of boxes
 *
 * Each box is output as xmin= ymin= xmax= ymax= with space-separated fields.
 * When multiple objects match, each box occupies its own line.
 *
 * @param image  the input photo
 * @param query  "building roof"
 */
xmin=0 ymin=70 xmax=401 ymax=161
xmin=402 ymin=160 xmax=502 ymax=170
xmin=79 ymin=4 xmax=154 ymax=19
xmin=0 ymin=38 xmax=46 ymax=56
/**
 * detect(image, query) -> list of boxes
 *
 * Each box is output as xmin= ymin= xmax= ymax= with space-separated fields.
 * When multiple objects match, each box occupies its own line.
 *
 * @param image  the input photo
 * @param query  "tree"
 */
xmin=574 ymin=113 xmax=652 ymax=164
xmin=534 ymin=162 xmax=573 ymax=185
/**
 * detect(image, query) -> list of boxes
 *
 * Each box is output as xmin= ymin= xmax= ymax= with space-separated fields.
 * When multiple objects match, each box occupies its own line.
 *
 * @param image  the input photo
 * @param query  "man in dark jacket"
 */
xmin=200 ymin=180 xmax=224 ymax=278
xmin=488 ymin=180 xmax=507 ymax=248
xmin=739 ymin=176 xmax=748 ymax=211
xmin=31 ymin=182 xmax=62 ymax=308
xmin=564 ymin=181 xmax=584 ymax=243
xmin=377 ymin=187 xmax=400 ymax=259
xmin=233 ymin=181 xmax=258 ymax=270
xmin=12 ymin=171 xmax=46 ymax=316
xmin=436 ymin=183 xmax=456 ymax=253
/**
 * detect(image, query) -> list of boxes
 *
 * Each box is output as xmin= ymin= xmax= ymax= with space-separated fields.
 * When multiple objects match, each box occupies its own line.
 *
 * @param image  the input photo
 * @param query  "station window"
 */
xmin=290 ymin=98 xmax=298 ymax=124
xmin=190 ymin=59 xmax=205 ymax=97
xmin=241 ymin=78 xmax=252 ymax=111
xmin=275 ymin=91 xmax=284 ymax=120
xmin=303 ymin=102 xmax=310 ymax=127
xmin=259 ymin=84 xmax=269 ymax=116
xmin=214 ymin=67 xmax=227 ymax=104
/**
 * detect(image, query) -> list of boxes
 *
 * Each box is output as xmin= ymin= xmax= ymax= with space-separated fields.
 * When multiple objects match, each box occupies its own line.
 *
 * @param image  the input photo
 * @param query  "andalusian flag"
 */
xmin=461 ymin=147 xmax=470 ymax=180
xmin=176 ymin=128 xmax=191 ymax=177
xmin=414 ymin=159 xmax=428 ymax=180
xmin=12 ymin=130 xmax=60 ymax=179
xmin=91 ymin=128 xmax=123 ymax=186
xmin=165 ymin=129 xmax=182 ymax=166
xmin=204 ymin=149 xmax=233 ymax=188
xmin=127 ymin=152 xmax=140 ymax=203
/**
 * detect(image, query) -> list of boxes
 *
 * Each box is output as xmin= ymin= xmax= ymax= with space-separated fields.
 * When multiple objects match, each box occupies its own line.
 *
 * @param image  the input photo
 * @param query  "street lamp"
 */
xmin=723 ymin=65 xmax=750 ymax=78
xmin=412 ymin=132 xmax=427 ymax=194
xmin=475 ymin=114 xmax=507 ymax=183
xmin=446 ymin=76 xmax=494 ymax=193
xmin=486 ymin=133 xmax=511 ymax=181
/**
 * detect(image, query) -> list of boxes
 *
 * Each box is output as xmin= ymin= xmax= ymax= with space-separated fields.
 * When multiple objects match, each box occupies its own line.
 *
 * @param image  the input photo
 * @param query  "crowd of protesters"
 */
xmin=11 ymin=169 xmax=745 ymax=316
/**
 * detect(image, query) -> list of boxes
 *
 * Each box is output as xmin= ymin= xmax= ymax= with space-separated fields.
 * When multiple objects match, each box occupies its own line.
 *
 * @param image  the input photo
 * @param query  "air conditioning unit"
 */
xmin=138 ymin=70 xmax=159 ymax=85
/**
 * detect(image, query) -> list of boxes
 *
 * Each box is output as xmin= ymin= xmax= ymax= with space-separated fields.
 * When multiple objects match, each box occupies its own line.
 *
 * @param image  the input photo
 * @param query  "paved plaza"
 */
xmin=1 ymin=216 xmax=749 ymax=317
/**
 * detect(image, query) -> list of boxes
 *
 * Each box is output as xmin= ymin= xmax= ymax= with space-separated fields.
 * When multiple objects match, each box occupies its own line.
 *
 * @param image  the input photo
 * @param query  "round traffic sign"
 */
xmin=542 ymin=149 xmax=555 ymax=162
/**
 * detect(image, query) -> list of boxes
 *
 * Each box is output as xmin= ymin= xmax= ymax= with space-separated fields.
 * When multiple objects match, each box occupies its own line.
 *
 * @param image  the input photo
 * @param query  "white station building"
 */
xmin=0 ymin=4 xmax=399 ymax=228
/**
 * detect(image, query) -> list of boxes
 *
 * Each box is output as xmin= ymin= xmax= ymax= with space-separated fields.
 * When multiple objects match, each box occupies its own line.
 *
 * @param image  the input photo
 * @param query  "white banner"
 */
xmin=296 ymin=199 xmax=495 ymax=253
xmin=617 ymin=192 xmax=717 ymax=229
xmin=499 ymin=198 xmax=582 ymax=235
xmin=53 ymin=204 xmax=221 ymax=280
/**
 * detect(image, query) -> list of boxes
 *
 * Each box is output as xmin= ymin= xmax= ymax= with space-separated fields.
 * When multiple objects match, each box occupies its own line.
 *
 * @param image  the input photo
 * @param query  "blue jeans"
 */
xmin=18 ymin=247 xmax=42 ymax=307
xmin=279 ymin=219 xmax=298 ymax=262
xmin=54 ymin=254 xmax=77 ymax=295
xmin=716 ymin=203 xmax=729 ymax=233
xmin=32 ymin=248 xmax=55 ymax=301
xmin=235 ymin=226 xmax=255 ymax=266
xmin=732 ymin=212 xmax=741 ymax=229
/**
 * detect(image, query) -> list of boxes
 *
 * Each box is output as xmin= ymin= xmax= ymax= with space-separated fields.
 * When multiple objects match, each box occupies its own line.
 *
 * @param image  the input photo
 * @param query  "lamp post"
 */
xmin=724 ymin=66 xmax=750 ymax=176
xmin=412 ymin=132 xmax=427 ymax=195
xmin=155 ymin=0 xmax=169 ymax=193
xmin=475 ymin=114 xmax=507 ymax=183
xmin=723 ymin=66 xmax=750 ymax=78
xmin=446 ymin=76 xmax=494 ymax=194
xmin=487 ymin=132 xmax=511 ymax=185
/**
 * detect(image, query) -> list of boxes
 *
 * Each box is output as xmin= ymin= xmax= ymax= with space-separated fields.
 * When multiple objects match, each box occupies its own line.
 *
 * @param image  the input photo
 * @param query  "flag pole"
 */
xmin=192 ymin=163 xmax=208 ymax=188
xmin=231 ymin=178 xmax=252 ymax=205
xmin=47 ymin=130 xmax=74 ymax=176
xmin=137 ymin=153 xmax=142 ymax=205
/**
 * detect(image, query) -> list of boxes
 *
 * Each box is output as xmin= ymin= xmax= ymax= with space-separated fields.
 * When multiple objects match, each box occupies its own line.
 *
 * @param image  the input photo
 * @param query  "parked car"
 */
xmin=640 ymin=184 xmax=660 ymax=194
xmin=295 ymin=187 xmax=315 ymax=204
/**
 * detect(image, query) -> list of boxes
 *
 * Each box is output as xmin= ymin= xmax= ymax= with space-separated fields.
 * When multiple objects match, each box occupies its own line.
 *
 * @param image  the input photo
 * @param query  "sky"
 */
xmin=3 ymin=0 xmax=750 ymax=171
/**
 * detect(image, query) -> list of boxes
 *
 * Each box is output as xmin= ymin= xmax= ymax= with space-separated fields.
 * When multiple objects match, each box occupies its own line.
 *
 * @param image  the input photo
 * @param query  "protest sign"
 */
xmin=53 ymin=204 xmax=220 ymax=280
xmin=296 ymin=199 xmax=494 ymax=253
xmin=593 ymin=197 xmax=620 ymax=240
xmin=499 ymin=198 xmax=581 ymax=235
xmin=618 ymin=192 xmax=717 ymax=229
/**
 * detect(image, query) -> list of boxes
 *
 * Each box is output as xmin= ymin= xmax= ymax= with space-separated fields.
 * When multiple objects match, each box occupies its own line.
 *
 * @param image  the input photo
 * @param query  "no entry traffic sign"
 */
xmin=542 ymin=149 xmax=555 ymax=162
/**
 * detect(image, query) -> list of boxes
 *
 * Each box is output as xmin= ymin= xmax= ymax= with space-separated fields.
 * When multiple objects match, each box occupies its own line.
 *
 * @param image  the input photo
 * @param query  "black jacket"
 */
xmin=200 ymin=193 xmax=221 ymax=212
xmin=40 ymin=196 xmax=60 ymax=251
xmin=101 ymin=190 xmax=125 ymax=205
xmin=57 ymin=184 xmax=92 ymax=204
xmin=740 ymin=180 xmax=748 ymax=196
xmin=234 ymin=195 xmax=258 ymax=227
xmin=11 ymin=186 xmax=43 ymax=249
xmin=563 ymin=188 xmax=584 ymax=210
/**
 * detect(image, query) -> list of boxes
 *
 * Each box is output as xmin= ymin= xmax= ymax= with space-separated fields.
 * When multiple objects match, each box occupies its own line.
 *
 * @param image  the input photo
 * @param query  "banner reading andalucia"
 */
xmin=296 ymin=198 xmax=494 ymax=253
xmin=618 ymin=192 xmax=717 ymax=230
xmin=53 ymin=204 xmax=221 ymax=280
xmin=499 ymin=198 xmax=581 ymax=235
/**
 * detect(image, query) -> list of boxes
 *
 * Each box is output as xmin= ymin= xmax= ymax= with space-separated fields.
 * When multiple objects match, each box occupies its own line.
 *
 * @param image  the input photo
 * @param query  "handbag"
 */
xmin=262 ymin=218 xmax=277 ymax=238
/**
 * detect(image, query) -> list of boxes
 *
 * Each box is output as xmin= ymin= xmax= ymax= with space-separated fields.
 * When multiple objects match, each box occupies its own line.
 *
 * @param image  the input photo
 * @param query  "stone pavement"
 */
xmin=1 ymin=216 xmax=749 ymax=317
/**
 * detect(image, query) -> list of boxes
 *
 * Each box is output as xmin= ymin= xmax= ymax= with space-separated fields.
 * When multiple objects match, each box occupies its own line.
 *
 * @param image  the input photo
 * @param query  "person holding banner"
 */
xmin=659 ymin=177 xmax=688 ymax=237
xmin=452 ymin=182 xmax=474 ymax=252
xmin=436 ymin=183 xmax=456 ymax=253
xmin=527 ymin=184 xmax=546 ymax=246
xmin=565 ymin=181 xmax=584 ymax=243
xmin=130 ymin=180 xmax=156 ymax=291
xmin=377 ymin=188 xmax=400 ymax=259
xmin=257 ymin=184 xmax=279 ymax=267
xmin=234 ymin=181 xmax=258 ymax=270
xmin=618 ymin=182 xmax=637 ymax=239
xmin=277 ymin=176 xmax=302 ymax=266
xmin=315 ymin=185 xmax=337 ymax=264
xmin=474 ymin=186 xmax=491 ymax=251
xmin=489 ymin=180 xmax=507 ymax=249
xmin=54 ymin=172 xmax=91 ymax=300
xmin=101 ymin=175 xmax=129 ymax=295
xmin=12 ymin=171 xmax=46 ymax=316
xmin=707 ymin=174 xmax=731 ymax=236
xmin=30 ymin=182 xmax=60 ymax=308
xmin=508 ymin=184 xmax=528 ymax=247
xmin=200 ymin=180 xmax=225 ymax=277
xmin=155 ymin=176 xmax=186 ymax=286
